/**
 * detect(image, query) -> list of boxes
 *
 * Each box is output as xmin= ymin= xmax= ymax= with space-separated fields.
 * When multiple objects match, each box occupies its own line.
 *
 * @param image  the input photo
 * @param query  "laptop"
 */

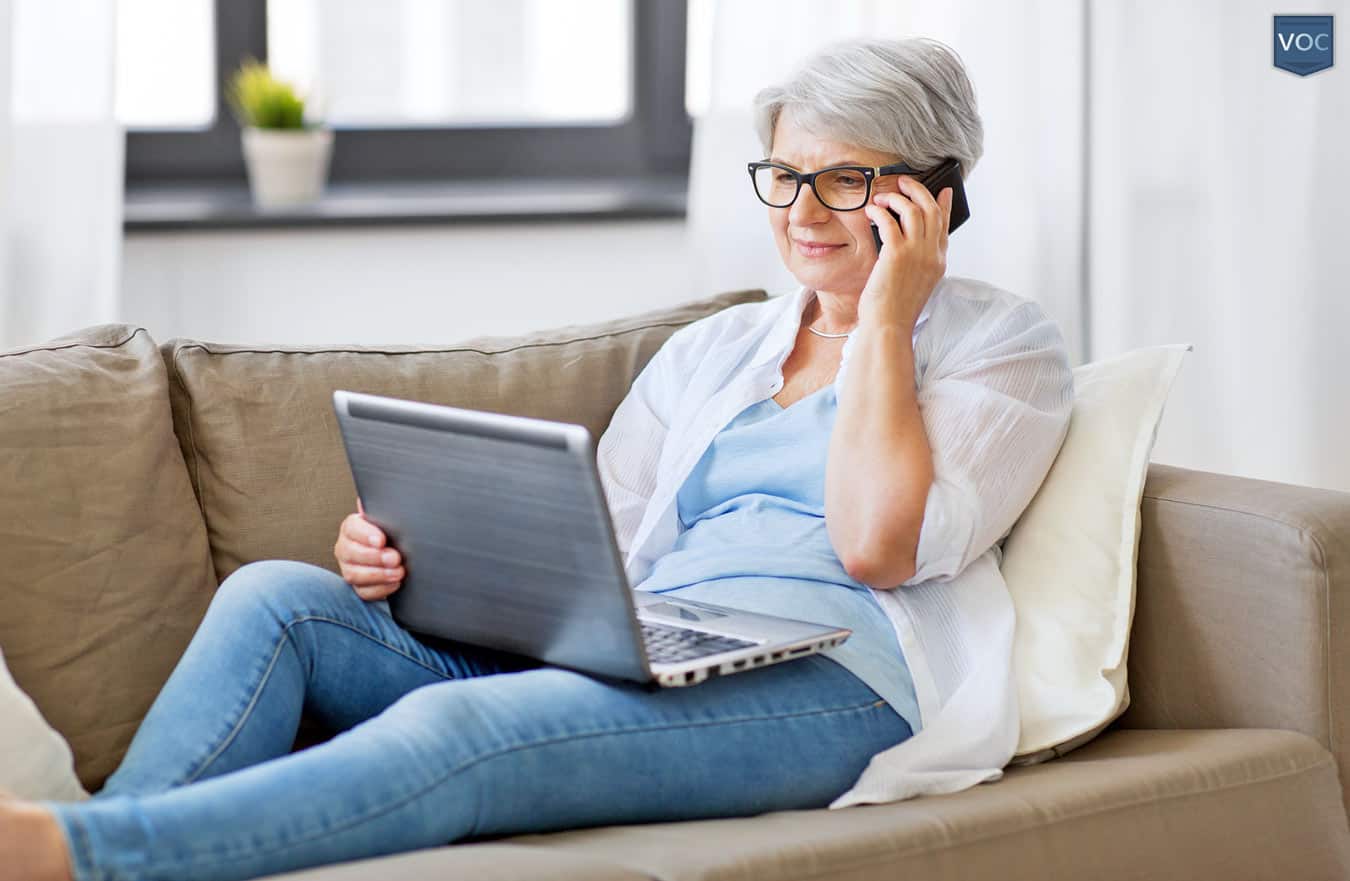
xmin=332 ymin=390 xmax=851 ymax=688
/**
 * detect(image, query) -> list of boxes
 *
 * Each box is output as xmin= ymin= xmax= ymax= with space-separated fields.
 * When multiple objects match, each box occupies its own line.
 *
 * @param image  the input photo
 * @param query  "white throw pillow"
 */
xmin=1001 ymin=343 xmax=1192 ymax=764
xmin=0 ymin=645 xmax=89 ymax=801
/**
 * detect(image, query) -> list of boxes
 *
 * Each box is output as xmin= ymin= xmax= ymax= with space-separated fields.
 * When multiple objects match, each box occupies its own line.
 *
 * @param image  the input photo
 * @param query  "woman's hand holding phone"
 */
xmin=858 ymin=175 xmax=953 ymax=334
xmin=869 ymin=158 xmax=970 ymax=251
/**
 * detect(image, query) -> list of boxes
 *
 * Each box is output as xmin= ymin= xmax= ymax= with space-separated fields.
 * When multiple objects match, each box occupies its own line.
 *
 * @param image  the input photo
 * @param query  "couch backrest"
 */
xmin=0 ymin=324 xmax=218 ymax=791
xmin=161 ymin=289 xmax=768 ymax=586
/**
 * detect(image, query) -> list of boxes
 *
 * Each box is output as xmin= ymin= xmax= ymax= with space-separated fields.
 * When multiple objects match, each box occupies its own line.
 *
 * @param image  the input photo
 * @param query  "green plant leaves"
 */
xmin=227 ymin=57 xmax=308 ymax=130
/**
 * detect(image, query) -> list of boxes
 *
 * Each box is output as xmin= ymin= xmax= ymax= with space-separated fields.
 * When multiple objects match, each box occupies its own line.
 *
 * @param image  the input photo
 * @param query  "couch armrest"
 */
xmin=1117 ymin=462 xmax=1350 ymax=803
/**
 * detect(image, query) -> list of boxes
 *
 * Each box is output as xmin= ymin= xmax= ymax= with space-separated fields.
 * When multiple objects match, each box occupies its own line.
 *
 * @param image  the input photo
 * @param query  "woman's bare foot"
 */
xmin=0 ymin=801 xmax=74 ymax=881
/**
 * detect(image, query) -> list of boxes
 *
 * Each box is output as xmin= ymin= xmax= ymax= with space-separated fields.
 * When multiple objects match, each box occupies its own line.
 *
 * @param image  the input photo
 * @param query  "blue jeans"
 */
xmin=40 ymin=560 xmax=912 ymax=881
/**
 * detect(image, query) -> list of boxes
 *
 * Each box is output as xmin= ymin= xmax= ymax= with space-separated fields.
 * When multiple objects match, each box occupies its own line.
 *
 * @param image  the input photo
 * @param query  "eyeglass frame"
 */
xmin=745 ymin=160 xmax=927 ymax=211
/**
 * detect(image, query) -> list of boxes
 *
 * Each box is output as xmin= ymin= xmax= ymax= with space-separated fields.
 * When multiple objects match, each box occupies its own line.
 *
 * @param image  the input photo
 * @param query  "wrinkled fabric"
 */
xmin=596 ymin=276 xmax=1074 ymax=806
xmin=635 ymin=389 xmax=922 ymax=736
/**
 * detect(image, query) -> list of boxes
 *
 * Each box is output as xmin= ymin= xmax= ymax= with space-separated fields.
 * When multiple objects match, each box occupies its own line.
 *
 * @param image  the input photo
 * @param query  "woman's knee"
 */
xmin=367 ymin=669 xmax=570 ymax=764
xmin=212 ymin=559 xmax=356 ymax=622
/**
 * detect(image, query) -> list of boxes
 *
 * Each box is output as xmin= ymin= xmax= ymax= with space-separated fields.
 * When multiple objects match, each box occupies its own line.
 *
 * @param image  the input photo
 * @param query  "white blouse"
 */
xmin=595 ymin=276 xmax=1075 ymax=807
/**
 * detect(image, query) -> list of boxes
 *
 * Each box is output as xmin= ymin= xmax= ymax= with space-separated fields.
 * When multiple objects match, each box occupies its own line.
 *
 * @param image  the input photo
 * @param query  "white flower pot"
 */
xmin=240 ymin=127 xmax=334 ymax=209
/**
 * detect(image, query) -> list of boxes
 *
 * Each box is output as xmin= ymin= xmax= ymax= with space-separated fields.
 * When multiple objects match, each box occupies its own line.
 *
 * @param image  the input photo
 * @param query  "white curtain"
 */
xmin=688 ymin=0 xmax=1088 ymax=363
xmin=0 ymin=2 xmax=10 ymax=324
xmin=1088 ymin=0 xmax=1350 ymax=492
xmin=0 ymin=0 xmax=123 ymax=350
xmin=691 ymin=0 xmax=1349 ymax=491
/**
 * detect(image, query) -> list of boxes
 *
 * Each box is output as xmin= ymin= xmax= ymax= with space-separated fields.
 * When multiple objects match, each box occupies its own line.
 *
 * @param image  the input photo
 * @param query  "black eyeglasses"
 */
xmin=746 ymin=160 xmax=925 ymax=211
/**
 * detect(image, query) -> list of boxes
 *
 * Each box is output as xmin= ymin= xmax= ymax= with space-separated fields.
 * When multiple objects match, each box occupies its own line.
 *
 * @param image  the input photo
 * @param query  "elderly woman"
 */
xmin=3 ymin=37 xmax=1073 ymax=881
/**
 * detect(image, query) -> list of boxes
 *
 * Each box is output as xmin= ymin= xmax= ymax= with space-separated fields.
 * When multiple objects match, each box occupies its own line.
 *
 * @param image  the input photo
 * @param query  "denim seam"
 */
xmin=283 ymin=613 xmax=459 ymax=683
xmin=156 ymin=698 xmax=893 ymax=873
xmin=180 ymin=614 xmax=454 ymax=787
xmin=475 ymin=698 xmax=894 ymax=762
xmin=180 ymin=633 xmax=291 ymax=786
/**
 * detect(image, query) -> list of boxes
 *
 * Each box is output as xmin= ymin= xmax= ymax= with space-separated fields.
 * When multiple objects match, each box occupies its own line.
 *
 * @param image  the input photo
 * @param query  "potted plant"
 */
xmin=227 ymin=58 xmax=332 ymax=209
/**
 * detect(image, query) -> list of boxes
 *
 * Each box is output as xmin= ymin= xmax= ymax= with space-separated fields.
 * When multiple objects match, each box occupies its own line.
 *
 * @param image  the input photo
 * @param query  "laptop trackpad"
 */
xmin=645 ymin=601 xmax=729 ymax=623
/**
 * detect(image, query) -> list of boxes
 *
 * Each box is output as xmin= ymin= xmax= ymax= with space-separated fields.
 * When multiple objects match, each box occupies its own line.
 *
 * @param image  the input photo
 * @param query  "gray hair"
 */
xmin=752 ymin=37 xmax=984 ymax=180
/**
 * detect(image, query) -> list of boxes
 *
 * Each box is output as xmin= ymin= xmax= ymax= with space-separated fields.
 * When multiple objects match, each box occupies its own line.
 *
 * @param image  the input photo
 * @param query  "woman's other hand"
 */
xmin=859 ymin=179 xmax=953 ymax=333
xmin=334 ymin=497 xmax=404 ymax=601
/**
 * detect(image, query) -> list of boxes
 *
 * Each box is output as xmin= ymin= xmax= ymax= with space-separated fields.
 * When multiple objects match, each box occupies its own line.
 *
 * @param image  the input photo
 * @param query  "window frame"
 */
xmin=124 ymin=0 xmax=691 ymax=185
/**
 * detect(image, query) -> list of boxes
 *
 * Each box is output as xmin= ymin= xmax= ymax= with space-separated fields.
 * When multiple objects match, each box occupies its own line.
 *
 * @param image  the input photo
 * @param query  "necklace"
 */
xmin=799 ymin=294 xmax=853 ymax=338
xmin=806 ymin=324 xmax=851 ymax=339
xmin=799 ymin=302 xmax=853 ymax=339
xmin=804 ymin=294 xmax=854 ymax=339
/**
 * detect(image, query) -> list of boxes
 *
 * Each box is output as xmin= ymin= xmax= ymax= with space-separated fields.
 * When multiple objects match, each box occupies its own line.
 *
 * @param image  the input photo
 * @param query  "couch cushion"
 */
xmin=0 ymin=324 xmax=217 ymax=791
xmin=161 ymin=289 xmax=768 ymax=583
xmin=261 ymin=843 xmax=649 ymax=881
xmin=497 ymin=729 xmax=1350 ymax=881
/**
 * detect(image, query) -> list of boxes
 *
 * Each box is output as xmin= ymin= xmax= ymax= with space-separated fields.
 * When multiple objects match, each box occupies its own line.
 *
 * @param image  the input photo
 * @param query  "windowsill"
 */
xmin=123 ymin=175 xmax=688 ymax=232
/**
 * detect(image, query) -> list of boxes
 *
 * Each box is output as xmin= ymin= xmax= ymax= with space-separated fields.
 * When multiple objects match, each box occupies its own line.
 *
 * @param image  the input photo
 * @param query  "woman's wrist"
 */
xmin=844 ymin=321 xmax=919 ymax=400
xmin=855 ymin=315 xmax=917 ymax=340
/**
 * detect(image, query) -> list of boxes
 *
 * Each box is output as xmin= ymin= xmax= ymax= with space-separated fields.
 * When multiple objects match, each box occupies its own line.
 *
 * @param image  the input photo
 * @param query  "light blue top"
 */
xmin=633 ymin=383 xmax=923 ymax=734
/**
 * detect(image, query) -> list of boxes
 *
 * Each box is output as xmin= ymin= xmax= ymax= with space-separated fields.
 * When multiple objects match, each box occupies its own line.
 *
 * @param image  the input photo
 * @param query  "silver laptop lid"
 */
xmin=332 ymin=390 xmax=652 ymax=684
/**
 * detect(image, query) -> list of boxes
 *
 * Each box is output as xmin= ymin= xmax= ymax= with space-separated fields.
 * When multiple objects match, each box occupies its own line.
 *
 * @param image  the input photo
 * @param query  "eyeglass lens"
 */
xmin=752 ymin=166 xmax=871 ymax=210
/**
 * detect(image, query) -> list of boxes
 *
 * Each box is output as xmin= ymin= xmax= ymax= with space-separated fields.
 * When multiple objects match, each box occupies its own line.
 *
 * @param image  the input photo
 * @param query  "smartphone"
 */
xmin=871 ymin=157 xmax=971 ymax=252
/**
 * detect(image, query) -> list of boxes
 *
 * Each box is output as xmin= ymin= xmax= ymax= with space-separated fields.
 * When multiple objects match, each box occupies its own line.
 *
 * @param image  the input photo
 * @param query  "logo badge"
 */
xmin=1274 ymin=15 xmax=1334 ymax=76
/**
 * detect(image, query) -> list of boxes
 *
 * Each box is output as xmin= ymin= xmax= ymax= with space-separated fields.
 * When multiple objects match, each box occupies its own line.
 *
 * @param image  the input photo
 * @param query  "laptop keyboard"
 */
xmin=640 ymin=620 xmax=758 ymax=665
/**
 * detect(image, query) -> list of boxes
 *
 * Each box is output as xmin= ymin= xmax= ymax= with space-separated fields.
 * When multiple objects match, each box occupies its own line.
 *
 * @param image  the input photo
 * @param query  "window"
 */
xmin=116 ymin=0 xmax=215 ymax=129
xmin=266 ymin=0 xmax=631 ymax=127
xmin=123 ymin=0 xmax=689 ymax=185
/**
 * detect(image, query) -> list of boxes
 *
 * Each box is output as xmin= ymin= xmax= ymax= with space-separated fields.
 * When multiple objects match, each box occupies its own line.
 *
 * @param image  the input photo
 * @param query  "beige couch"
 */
xmin=3 ymin=289 xmax=1349 ymax=880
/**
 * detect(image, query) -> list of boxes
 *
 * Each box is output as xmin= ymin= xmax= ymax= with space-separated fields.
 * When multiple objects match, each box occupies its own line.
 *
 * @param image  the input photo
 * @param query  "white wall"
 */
xmin=1088 ymin=1 xmax=1350 ymax=494
xmin=121 ymin=219 xmax=700 ymax=346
